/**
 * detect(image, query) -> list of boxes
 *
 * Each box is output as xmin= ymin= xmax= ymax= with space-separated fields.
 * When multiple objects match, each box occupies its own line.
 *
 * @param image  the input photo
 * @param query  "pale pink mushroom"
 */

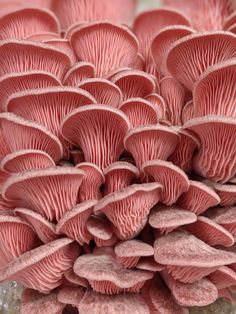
xmin=61 ymin=105 xmax=130 ymax=170
xmin=26 ymin=31 xmax=60 ymax=41
xmin=177 ymin=180 xmax=220 ymax=215
xmin=154 ymin=231 xmax=236 ymax=283
xmin=124 ymin=125 xmax=179 ymax=169
xmin=0 ymin=212 xmax=38 ymax=269
xmin=0 ymin=238 xmax=80 ymax=293
xmin=0 ymin=150 xmax=55 ymax=173
xmin=161 ymin=270 xmax=218 ymax=307
xmin=87 ymin=215 xmax=118 ymax=247
xmin=56 ymin=199 xmax=97 ymax=245
xmin=167 ymin=31 xmax=236 ymax=91
xmin=70 ymin=22 xmax=138 ymax=77
xmin=193 ymin=59 xmax=236 ymax=117
xmin=0 ymin=40 xmax=70 ymax=79
xmin=70 ymin=149 xmax=84 ymax=165
xmin=57 ymin=286 xmax=85 ymax=307
xmin=103 ymin=161 xmax=139 ymax=196
xmin=44 ymin=38 xmax=77 ymax=64
xmin=119 ymin=98 xmax=158 ymax=127
xmin=0 ymin=112 xmax=63 ymax=162
xmin=2 ymin=167 xmax=85 ymax=221
xmin=136 ymin=256 xmax=165 ymax=272
xmin=74 ymin=253 xmax=153 ymax=294
xmin=149 ymin=205 xmax=197 ymax=235
xmin=169 ymin=128 xmax=200 ymax=173
xmin=143 ymin=160 xmax=189 ymax=205
xmin=184 ymin=115 xmax=236 ymax=183
xmin=95 ymin=183 xmax=162 ymax=240
xmin=21 ymin=289 xmax=65 ymax=314
xmin=207 ymin=266 xmax=236 ymax=289
xmin=181 ymin=100 xmax=194 ymax=124
xmin=64 ymin=269 xmax=88 ymax=288
xmin=185 ymin=216 xmax=234 ymax=247
xmin=145 ymin=93 xmax=167 ymax=121
xmin=212 ymin=182 xmax=236 ymax=207
xmin=160 ymin=76 xmax=186 ymax=126
xmin=79 ymin=289 xmax=150 ymax=314
xmin=63 ymin=62 xmax=95 ymax=87
xmin=114 ymin=240 xmax=154 ymax=268
xmin=207 ymin=207 xmax=236 ymax=240
xmin=15 ymin=207 xmax=58 ymax=243
xmin=112 ymin=70 xmax=156 ymax=101
xmin=76 ymin=162 xmax=104 ymax=202
xmin=78 ymin=78 xmax=122 ymax=107
xmin=0 ymin=8 xmax=60 ymax=40
xmin=133 ymin=8 xmax=190 ymax=77
xmin=151 ymin=25 xmax=194 ymax=77
xmin=0 ymin=70 xmax=61 ymax=112
xmin=105 ymin=67 xmax=131 ymax=81
xmin=51 ymin=0 xmax=137 ymax=31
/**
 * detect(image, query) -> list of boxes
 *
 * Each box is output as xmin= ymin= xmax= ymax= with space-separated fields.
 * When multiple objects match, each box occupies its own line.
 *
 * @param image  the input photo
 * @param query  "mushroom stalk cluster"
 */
xmin=0 ymin=0 xmax=236 ymax=313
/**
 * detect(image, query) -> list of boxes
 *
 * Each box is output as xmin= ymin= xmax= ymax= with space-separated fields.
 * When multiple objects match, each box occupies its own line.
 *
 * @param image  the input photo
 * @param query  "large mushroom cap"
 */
xmin=63 ymin=62 xmax=95 ymax=87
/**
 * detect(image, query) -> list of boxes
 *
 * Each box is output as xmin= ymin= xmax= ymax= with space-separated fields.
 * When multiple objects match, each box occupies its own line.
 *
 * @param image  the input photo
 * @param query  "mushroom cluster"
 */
xmin=0 ymin=0 xmax=236 ymax=313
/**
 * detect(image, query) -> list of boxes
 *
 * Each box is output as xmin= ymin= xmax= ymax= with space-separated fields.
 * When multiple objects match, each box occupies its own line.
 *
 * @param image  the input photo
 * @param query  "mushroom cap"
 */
xmin=79 ymin=289 xmax=150 ymax=314
xmin=26 ymin=31 xmax=60 ymax=41
xmin=207 ymin=266 xmax=236 ymax=289
xmin=2 ymin=167 xmax=85 ymax=221
xmin=167 ymin=31 xmax=236 ymax=91
xmin=0 ymin=112 xmax=63 ymax=162
xmin=136 ymin=256 xmax=165 ymax=272
xmin=211 ymin=182 xmax=236 ymax=207
xmin=0 ymin=39 xmax=70 ymax=79
xmin=44 ymin=38 xmax=77 ymax=63
xmin=114 ymin=240 xmax=154 ymax=258
xmin=57 ymin=286 xmax=85 ymax=306
xmin=70 ymin=21 xmax=138 ymax=77
xmin=144 ymin=93 xmax=167 ymax=121
xmin=64 ymin=269 xmax=88 ymax=288
xmin=63 ymin=62 xmax=95 ymax=86
xmin=0 ymin=7 xmax=60 ymax=40
xmin=87 ymin=216 xmax=113 ymax=241
xmin=181 ymin=100 xmax=194 ymax=124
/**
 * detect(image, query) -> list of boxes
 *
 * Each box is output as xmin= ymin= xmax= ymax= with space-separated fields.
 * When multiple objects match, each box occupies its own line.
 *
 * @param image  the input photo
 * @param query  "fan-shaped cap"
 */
xmin=177 ymin=180 xmax=220 ymax=215
xmin=194 ymin=58 xmax=236 ymax=117
xmin=70 ymin=22 xmax=138 ymax=77
xmin=136 ymin=256 xmax=165 ymax=272
xmin=78 ymin=78 xmax=122 ymax=107
xmin=103 ymin=161 xmax=140 ymax=196
xmin=124 ymin=125 xmax=179 ymax=169
xmin=151 ymin=25 xmax=194 ymax=77
xmin=212 ymin=182 xmax=236 ymax=207
xmin=95 ymin=183 xmax=162 ymax=240
xmin=56 ymin=199 xmax=97 ymax=245
xmin=119 ymin=98 xmax=158 ymax=127
xmin=160 ymin=76 xmax=186 ymax=126
xmin=44 ymin=38 xmax=77 ymax=64
xmin=0 ymin=40 xmax=70 ymax=79
xmin=0 ymin=8 xmax=60 ymax=40
xmin=161 ymin=270 xmax=218 ymax=307
xmin=63 ymin=62 xmax=95 ymax=87
xmin=76 ymin=162 xmax=104 ymax=202
xmin=58 ymin=286 xmax=85 ymax=306
xmin=185 ymin=216 xmax=234 ymax=247
xmin=0 ymin=212 xmax=38 ymax=269
xmin=2 ymin=167 xmax=85 ymax=221
xmin=51 ymin=0 xmax=137 ymax=31
xmin=184 ymin=115 xmax=236 ymax=183
xmin=207 ymin=266 xmax=236 ymax=289
xmin=169 ymin=128 xmax=200 ymax=173
xmin=21 ymin=289 xmax=64 ymax=314
xmin=0 ymin=112 xmax=63 ymax=162
xmin=74 ymin=253 xmax=153 ymax=294
xmin=112 ymin=70 xmax=156 ymax=101
xmin=154 ymin=231 xmax=236 ymax=282
xmin=64 ymin=269 xmax=88 ymax=288
xmin=142 ymin=160 xmax=189 ymax=205
xmin=0 ymin=238 xmax=80 ymax=293
xmin=145 ymin=93 xmax=167 ymax=121
xmin=79 ymin=289 xmax=149 ymax=314
xmin=114 ymin=240 xmax=154 ymax=269
xmin=149 ymin=205 xmax=197 ymax=235
xmin=70 ymin=149 xmax=84 ymax=165
xmin=61 ymin=105 xmax=130 ymax=170
xmin=87 ymin=215 xmax=118 ymax=248
xmin=182 ymin=100 xmax=194 ymax=124
xmin=167 ymin=31 xmax=236 ymax=91
xmin=207 ymin=207 xmax=236 ymax=240
xmin=0 ymin=70 xmax=61 ymax=112
xmin=0 ymin=150 xmax=55 ymax=173
xmin=15 ymin=207 xmax=58 ymax=243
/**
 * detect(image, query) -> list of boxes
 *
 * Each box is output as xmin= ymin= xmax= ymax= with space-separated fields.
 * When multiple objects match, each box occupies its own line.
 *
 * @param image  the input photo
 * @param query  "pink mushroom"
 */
xmin=207 ymin=266 xmax=236 ymax=289
xmin=181 ymin=100 xmax=194 ymax=124
xmin=63 ymin=62 xmax=95 ymax=87
xmin=57 ymin=286 xmax=85 ymax=307
xmin=44 ymin=38 xmax=77 ymax=64
xmin=145 ymin=93 xmax=167 ymax=121
xmin=211 ymin=182 xmax=236 ymax=207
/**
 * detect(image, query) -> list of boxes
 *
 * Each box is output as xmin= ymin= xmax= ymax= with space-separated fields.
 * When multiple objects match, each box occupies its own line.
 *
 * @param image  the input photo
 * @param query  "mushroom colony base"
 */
xmin=0 ymin=0 xmax=236 ymax=313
